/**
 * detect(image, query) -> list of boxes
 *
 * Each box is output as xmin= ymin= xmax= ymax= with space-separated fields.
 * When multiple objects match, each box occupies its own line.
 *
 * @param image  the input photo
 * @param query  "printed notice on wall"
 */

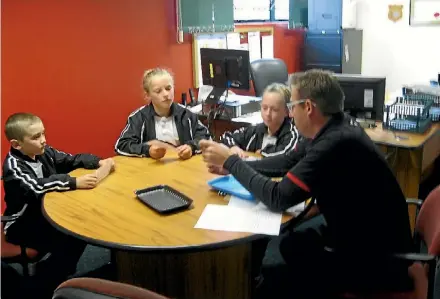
xmin=364 ymin=89 xmax=374 ymax=108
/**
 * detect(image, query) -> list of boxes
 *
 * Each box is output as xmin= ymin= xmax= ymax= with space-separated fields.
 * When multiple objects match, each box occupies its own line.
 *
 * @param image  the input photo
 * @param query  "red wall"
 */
xmin=1 ymin=1 xmax=303 ymax=207
xmin=1 ymin=0 xmax=194 ymax=161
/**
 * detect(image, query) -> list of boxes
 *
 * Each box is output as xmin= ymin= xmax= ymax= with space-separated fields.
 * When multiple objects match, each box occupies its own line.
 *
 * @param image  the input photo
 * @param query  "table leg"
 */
xmin=114 ymin=243 xmax=252 ymax=299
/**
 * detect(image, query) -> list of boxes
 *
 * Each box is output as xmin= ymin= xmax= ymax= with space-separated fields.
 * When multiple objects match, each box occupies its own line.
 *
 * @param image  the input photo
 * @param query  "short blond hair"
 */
xmin=142 ymin=68 xmax=174 ymax=93
xmin=263 ymin=83 xmax=291 ymax=105
xmin=4 ymin=113 xmax=42 ymax=141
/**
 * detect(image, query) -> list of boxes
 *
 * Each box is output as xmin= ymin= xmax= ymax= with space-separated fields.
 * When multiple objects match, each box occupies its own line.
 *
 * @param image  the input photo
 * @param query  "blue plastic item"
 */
xmin=207 ymin=175 xmax=254 ymax=200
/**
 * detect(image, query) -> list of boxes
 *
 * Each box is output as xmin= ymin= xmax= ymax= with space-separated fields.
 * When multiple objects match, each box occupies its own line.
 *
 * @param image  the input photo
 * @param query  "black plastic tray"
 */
xmin=134 ymin=185 xmax=193 ymax=214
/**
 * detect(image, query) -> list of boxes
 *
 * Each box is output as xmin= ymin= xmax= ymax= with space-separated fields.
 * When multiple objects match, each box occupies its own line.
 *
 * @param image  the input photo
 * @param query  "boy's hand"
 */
xmin=76 ymin=174 xmax=98 ymax=189
xmin=99 ymin=158 xmax=115 ymax=172
xmin=230 ymin=146 xmax=248 ymax=158
xmin=149 ymin=145 xmax=166 ymax=160
xmin=177 ymin=144 xmax=192 ymax=160
xmin=96 ymin=158 xmax=115 ymax=183
xmin=147 ymin=140 xmax=176 ymax=150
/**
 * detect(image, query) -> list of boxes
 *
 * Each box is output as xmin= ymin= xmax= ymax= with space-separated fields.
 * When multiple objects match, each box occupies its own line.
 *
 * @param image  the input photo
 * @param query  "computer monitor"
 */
xmin=200 ymin=48 xmax=250 ymax=103
xmin=334 ymin=74 xmax=386 ymax=121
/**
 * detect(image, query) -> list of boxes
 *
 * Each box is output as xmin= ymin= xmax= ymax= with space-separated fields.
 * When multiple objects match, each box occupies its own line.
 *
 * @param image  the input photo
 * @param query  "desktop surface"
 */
xmin=43 ymin=154 xmax=291 ymax=251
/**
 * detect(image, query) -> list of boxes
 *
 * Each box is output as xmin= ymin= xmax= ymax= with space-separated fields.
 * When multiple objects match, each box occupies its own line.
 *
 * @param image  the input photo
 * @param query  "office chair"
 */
xmin=53 ymin=278 xmax=169 ymax=299
xmin=333 ymin=185 xmax=440 ymax=299
xmin=1 ymin=215 xmax=41 ymax=276
xmin=250 ymin=58 xmax=288 ymax=97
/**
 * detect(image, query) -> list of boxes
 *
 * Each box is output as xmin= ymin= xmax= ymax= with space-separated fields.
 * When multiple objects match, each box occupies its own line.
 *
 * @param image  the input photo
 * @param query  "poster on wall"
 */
xmin=410 ymin=0 xmax=440 ymax=26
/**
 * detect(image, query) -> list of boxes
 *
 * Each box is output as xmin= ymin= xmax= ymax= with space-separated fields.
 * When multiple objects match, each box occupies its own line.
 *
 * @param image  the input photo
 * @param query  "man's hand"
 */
xmin=177 ymin=144 xmax=192 ymax=160
xmin=76 ymin=174 xmax=98 ymax=189
xmin=149 ymin=145 xmax=166 ymax=160
xmin=230 ymin=146 xmax=248 ymax=158
xmin=207 ymin=164 xmax=229 ymax=175
xmin=199 ymin=140 xmax=233 ymax=167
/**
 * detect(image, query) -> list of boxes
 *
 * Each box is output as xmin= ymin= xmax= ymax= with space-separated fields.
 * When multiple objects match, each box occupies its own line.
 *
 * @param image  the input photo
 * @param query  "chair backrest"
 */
xmin=416 ymin=184 xmax=440 ymax=255
xmin=53 ymin=278 xmax=169 ymax=299
xmin=250 ymin=58 xmax=288 ymax=97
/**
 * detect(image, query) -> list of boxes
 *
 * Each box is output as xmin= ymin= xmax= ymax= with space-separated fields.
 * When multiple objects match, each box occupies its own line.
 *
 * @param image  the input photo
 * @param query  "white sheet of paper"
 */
xmin=232 ymin=112 xmax=263 ymax=125
xmin=286 ymin=202 xmax=306 ymax=214
xmin=228 ymin=196 xmax=305 ymax=215
xmin=198 ymin=85 xmax=213 ymax=102
xmin=188 ymin=104 xmax=202 ymax=114
xmin=242 ymin=156 xmax=262 ymax=162
xmin=364 ymin=89 xmax=374 ymax=108
xmin=239 ymin=43 xmax=249 ymax=51
xmin=261 ymin=35 xmax=274 ymax=59
xmin=227 ymin=32 xmax=241 ymax=50
xmin=248 ymin=31 xmax=261 ymax=62
xmin=228 ymin=196 xmax=260 ymax=209
xmin=195 ymin=204 xmax=282 ymax=236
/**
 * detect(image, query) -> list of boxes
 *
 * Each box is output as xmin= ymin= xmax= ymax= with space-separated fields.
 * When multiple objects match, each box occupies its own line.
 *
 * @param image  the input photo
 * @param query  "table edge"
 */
xmin=41 ymin=200 xmax=265 ymax=253
xmin=367 ymin=124 xmax=440 ymax=149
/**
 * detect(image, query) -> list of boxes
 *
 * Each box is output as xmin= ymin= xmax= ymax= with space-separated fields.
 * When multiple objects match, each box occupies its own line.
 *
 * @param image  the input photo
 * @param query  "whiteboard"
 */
xmin=192 ymin=29 xmax=274 ymax=88
xmin=410 ymin=0 xmax=440 ymax=26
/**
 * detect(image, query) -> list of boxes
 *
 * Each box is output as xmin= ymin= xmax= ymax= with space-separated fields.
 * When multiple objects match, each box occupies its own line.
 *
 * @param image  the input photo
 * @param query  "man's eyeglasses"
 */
xmin=286 ymin=99 xmax=316 ymax=111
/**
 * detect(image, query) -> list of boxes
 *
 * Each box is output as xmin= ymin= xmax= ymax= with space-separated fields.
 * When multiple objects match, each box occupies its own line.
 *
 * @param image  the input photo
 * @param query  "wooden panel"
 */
xmin=379 ymin=145 xmax=418 ymax=232
xmin=115 ymin=243 xmax=252 ymax=299
xmin=422 ymin=131 xmax=440 ymax=173
xmin=377 ymin=125 xmax=440 ymax=232
xmin=396 ymin=148 xmax=422 ymax=232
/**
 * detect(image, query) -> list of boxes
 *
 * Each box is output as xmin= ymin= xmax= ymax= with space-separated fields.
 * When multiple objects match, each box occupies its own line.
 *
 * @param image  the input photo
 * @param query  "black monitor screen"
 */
xmin=334 ymin=74 xmax=386 ymax=121
xmin=200 ymin=48 xmax=250 ymax=90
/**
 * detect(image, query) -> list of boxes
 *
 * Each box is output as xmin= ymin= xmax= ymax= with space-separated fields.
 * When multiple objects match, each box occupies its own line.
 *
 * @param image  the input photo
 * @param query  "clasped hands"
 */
xmin=147 ymin=140 xmax=192 ymax=160
xmin=76 ymin=158 xmax=116 ymax=189
xmin=199 ymin=140 xmax=235 ymax=176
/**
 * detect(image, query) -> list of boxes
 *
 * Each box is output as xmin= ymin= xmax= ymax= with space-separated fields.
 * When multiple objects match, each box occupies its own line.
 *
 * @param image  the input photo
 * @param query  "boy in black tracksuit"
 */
xmin=2 ymin=112 xmax=114 ymax=288
xmin=220 ymin=82 xmax=299 ymax=158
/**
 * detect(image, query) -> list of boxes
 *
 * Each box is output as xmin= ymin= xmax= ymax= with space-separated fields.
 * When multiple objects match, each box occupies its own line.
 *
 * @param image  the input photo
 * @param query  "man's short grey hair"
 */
xmin=288 ymin=69 xmax=344 ymax=115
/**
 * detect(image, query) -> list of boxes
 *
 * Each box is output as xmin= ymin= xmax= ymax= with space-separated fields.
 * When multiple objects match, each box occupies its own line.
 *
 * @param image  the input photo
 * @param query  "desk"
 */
xmin=43 ymin=154 xmax=290 ymax=299
xmin=200 ymin=115 xmax=440 ymax=229
xmin=365 ymin=123 xmax=440 ymax=230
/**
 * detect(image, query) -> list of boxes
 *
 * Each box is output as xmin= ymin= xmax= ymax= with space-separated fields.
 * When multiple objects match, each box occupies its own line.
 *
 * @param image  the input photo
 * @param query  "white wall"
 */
xmin=356 ymin=0 xmax=440 ymax=93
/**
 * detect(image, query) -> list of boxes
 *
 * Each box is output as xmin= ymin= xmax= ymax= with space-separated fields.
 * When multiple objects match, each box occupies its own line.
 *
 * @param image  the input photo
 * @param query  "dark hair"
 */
xmin=289 ymin=69 xmax=344 ymax=115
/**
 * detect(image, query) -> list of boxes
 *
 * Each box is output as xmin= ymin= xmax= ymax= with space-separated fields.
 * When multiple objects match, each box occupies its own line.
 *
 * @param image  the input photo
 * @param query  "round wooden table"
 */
xmin=43 ymin=154 xmax=280 ymax=299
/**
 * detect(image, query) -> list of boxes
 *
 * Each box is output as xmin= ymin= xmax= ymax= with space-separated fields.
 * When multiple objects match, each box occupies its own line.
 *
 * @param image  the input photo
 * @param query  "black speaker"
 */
xmin=181 ymin=93 xmax=187 ymax=106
